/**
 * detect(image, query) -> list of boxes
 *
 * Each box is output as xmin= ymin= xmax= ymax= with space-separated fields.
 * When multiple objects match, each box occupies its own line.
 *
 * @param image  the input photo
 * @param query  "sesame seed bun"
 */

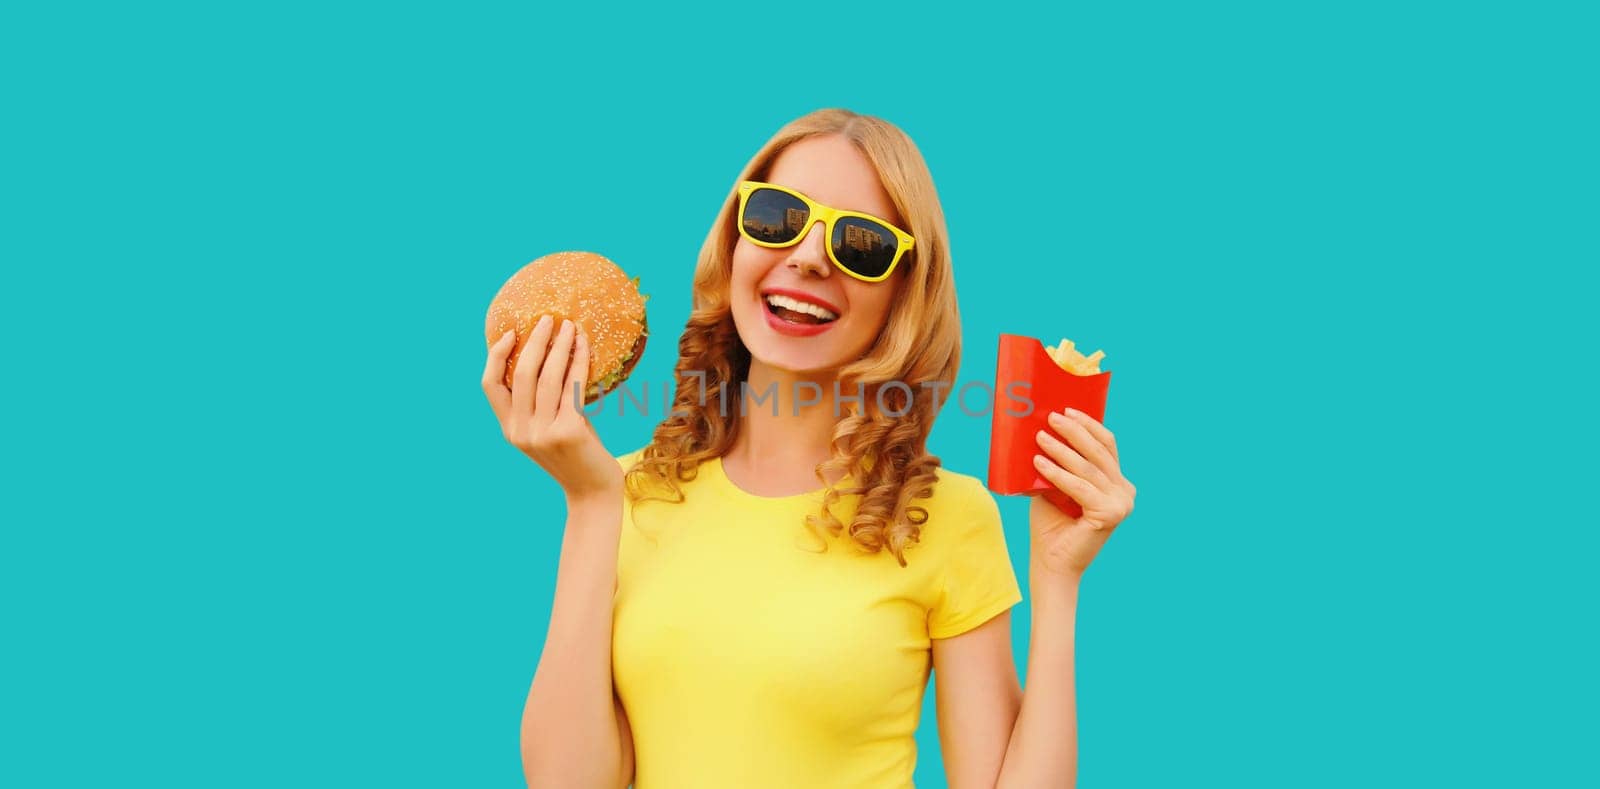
xmin=484 ymin=251 xmax=648 ymax=403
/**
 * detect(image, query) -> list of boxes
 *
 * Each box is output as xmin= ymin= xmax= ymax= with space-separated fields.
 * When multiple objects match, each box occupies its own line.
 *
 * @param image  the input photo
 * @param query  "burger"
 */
xmin=485 ymin=251 xmax=648 ymax=404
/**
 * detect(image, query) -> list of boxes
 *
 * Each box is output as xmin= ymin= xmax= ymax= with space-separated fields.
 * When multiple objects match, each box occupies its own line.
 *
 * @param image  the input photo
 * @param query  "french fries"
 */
xmin=1044 ymin=337 xmax=1106 ymax=375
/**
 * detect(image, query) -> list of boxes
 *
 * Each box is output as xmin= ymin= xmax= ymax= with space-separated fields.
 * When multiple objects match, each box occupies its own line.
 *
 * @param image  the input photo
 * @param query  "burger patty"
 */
xmin=588 ymin=329 xmax=649 ymax=402
xmin=611 ymin=331 xmax=648 ymax=389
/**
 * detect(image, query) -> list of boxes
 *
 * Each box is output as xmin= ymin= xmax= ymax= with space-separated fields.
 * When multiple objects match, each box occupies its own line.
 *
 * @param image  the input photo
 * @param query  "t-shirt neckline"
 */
xmin=707 ymin=455 xmax=843 ymax=503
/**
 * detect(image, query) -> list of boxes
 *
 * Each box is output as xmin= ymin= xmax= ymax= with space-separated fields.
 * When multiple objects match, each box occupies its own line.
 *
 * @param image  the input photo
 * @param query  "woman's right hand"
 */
xmin=483 ymin=315 xmax=623 ymax=503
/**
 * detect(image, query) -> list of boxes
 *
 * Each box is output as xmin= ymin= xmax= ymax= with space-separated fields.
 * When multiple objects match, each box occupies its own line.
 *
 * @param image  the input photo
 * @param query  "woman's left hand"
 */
xmin=1030 ymin=407 xmax=1137 ymax=578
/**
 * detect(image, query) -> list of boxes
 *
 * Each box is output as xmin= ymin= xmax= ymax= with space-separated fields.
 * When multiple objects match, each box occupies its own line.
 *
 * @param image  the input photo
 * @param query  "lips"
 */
xmin=759 ymin=288 xmax=840 ymax=337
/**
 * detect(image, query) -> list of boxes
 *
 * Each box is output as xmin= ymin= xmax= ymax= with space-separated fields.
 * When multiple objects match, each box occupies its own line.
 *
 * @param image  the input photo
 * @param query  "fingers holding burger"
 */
xmin=485 ymin=251 xmax=649 ymax=405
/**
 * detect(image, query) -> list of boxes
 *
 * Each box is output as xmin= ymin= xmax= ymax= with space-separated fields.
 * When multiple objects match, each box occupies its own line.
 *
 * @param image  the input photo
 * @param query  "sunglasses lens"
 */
xmin=831 ymin=217 xmax=900 ymax=279
xmin=742 ymin=188 xmax=809 ymax=244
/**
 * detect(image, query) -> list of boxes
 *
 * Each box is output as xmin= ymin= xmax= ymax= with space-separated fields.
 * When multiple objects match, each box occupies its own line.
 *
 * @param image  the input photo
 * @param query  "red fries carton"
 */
xmin=986 ymin=333 xmax=1112 ymax=518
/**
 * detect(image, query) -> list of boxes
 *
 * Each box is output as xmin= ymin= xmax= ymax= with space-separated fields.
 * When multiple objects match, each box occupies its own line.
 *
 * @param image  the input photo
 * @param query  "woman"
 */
xmin=483 ymin=108 xmax=1136 ymax=788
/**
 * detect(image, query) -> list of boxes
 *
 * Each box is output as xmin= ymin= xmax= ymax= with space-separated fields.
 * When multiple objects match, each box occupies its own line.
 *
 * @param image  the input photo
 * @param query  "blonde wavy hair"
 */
xmin=623 ymin=108 xmax=961 ymax=567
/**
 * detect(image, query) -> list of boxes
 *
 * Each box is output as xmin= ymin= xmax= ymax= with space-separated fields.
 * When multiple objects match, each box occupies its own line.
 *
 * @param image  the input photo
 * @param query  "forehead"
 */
xmin=764 ymin=135 xmax=902 ymax=225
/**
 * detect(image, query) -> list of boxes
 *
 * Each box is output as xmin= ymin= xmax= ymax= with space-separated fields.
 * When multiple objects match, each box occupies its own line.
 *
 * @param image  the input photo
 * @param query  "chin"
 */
xmin=756 ymin=346 xmax=845 ymax=375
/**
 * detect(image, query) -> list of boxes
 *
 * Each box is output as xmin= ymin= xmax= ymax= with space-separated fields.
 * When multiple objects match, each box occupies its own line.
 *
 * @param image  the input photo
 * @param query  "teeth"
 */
xmin=764 ymin=293 xmax=838 ymax=321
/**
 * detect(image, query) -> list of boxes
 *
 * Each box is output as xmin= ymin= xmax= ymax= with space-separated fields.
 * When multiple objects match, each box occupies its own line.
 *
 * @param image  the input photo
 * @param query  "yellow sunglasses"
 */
xmin=736 ymin=180 xmax=915 ymax=282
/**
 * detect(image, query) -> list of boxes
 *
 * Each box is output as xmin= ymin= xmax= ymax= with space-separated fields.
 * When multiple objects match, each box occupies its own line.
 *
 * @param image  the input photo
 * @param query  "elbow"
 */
xmin=521 ymin=749 xmax=606 ymax=789
xmin=995 ymin=769 xmax=1074 ymax=789
xmin=520 ymin=726 xmax=624 ymax=789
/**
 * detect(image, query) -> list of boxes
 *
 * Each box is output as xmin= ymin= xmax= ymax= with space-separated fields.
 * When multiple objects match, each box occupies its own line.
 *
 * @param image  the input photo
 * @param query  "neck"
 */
xmin=725 ymin=360 xmax=847 ymax=480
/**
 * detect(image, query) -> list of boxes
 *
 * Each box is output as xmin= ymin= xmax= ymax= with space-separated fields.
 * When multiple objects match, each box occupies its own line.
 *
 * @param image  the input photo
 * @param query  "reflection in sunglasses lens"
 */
xmin=743 ymin=189 xmax=809 ymax=244
xmin=832 ymin=217 xmax=898 ymax=279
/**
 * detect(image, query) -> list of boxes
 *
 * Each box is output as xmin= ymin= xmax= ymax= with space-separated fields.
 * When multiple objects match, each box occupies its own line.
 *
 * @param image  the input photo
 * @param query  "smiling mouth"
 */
xmin=763 ymin=293 xmax=839 ymax=325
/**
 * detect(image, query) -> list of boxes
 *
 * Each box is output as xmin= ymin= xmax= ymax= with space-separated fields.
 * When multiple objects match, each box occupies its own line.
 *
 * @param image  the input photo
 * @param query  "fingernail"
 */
xmin=1063 ymin=407 xmax=1080 ymax=418
xmin=537 ymin=315 xmax=552 ymax=328
xmin=1033 ymin=454 xmax=1047 ymax=467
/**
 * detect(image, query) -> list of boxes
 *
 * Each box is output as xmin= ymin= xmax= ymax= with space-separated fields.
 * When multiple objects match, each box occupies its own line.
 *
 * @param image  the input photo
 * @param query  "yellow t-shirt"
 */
xmin=611 ymin=448 xmax=1023 ymax=789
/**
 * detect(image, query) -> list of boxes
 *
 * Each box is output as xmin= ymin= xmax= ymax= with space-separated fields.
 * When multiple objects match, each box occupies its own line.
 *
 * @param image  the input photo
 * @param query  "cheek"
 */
xmin=844 ymin=282 xmax=896 ymax=332
xmin=728 ymin=242 xmax=765 ymax=293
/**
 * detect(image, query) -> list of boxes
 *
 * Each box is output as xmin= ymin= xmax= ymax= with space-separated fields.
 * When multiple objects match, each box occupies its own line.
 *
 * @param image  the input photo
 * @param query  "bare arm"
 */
xmin=481 ymin=317 xmax=636 ymax=788
xmin=998 ymin=407 xmax=1135 ymax=787
xmin=994 ymin=570 xmax=1079 ymax=788
xmin=932 ymin=573 xmax=1079 ymax=789
xmin=932 ymin=611 xmax=1022 ymax=787
xmin=937 ymin=407 xmax=1136 ymax=789
xmin=520 ymin=495 xmax=634 ymax=789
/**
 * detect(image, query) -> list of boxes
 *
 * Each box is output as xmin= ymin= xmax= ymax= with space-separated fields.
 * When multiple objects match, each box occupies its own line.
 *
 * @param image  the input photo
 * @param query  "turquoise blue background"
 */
xmin=4 ymin=1 xmax=1595 ymax=786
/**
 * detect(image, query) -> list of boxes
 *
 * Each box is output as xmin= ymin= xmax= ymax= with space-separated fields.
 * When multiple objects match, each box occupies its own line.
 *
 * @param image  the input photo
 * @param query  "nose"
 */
xmin=784 ymin=220 xmax=831 ymax=278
